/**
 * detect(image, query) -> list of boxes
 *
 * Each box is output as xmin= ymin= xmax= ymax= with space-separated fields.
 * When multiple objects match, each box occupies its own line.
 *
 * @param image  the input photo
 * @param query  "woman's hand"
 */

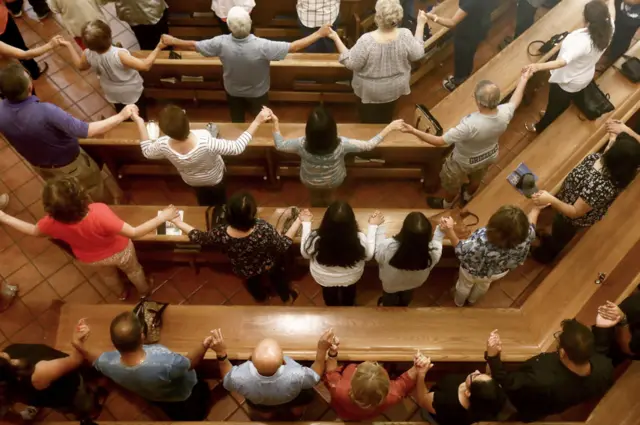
xmin=531 ymin=190 xmax=555 ymax=207
xmin=400 ymin=122 xmax=415 ymax=133
xmin=299 ymin=209 xmax=313 ymax=223
xmin=328 ymin=28 xmax=340 ymax=41
xmin=439 ymin=216 xmax=455 ymax=232
xmin=417 ymin=10 xmax=429 ymax=26
xmin=159 ymin=205 xmax=179 ymax=222
xmin=425 ymin=12 xmax=438 ymax=22
xmin=369 ymin=210 xmax=385 ymax=225
xmin=256 ymin=106 xmax=273 ymax=124
xmin=131 ymin=109 xmax=144 ymax=124
xmin=605 ymin=119 xmax=629 ymax=136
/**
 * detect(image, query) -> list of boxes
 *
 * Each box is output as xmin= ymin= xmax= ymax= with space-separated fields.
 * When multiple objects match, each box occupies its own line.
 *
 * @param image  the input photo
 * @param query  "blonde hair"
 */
xmin=374 ymin=0 xmax=403 ymax=30
xmin=349 ymin=362 xmax=390 ymax=408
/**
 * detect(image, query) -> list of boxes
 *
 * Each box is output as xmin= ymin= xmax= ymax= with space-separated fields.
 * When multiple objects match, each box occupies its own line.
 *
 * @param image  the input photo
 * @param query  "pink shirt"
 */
xmin=37 ymin=203 xmax=129 ymax=263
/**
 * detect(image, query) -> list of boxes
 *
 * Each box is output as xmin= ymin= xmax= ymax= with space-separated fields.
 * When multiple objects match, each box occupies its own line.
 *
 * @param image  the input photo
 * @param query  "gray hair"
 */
xmin=474 ymin=80 xmax=501 ymax=109
xmin=227 ymin=6 xmax=252 ymax=39
xmin=374 ymin=0 xmax=403 ymax=30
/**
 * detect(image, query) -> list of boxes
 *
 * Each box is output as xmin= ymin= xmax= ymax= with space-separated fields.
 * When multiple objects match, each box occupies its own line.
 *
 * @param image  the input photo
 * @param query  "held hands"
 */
xmin=596 ymin=301 xmax=624 ymax=328
xmin=400 ymin=122 xmax=415 ymax=134
xmin=256 ymin=106 xmax=273 ymax=124
xmin=160 ymin=204 xmax=180 ymax=222
xmin=531 ymin=190 xmax=554 ymax=207
xmin=439 ymin=217 xmax=455 ymax=234
xmin=605 ymin=119 xmax=629 ymax=136
xmin=328 ymin=335 xmax=340 ymax=356
xmin=486 ymin=329 xmax=502 ymax=357
xmin=369 ymin=210 xmax=385 ymax=225
xmin=327 ymin=27 xmax=340 ymax=41
xmin=417 ymin=10 xmax=429 ymax=26
xmin=318 ymin=328 xmax=336 ymax=352
xmin=425 ymin=12 xmax=438 ymax=22
xmin=118 ymin=104 xmax=139 ymax=120
xmin=387 ymin=119 xmax=405 ymax=133
xmin=156 ymin=39 xmax=167 ymax=51
xmin=130 ymin=108 xmax=144 ymax=124
xmin=208 ymin=328 xmax=227 ymax=354
xmin=72 ymin=318 xmax=90 ymax=346
xmin=317 ymin=24 xmax=332 ymax=38
xmin=414 ymin=351 xmax=433 ymax=376
xmin=49 ymin=35 xmax=66 ymax=48
xmin=161 ymin=34 xmax=178 ymax=46
xmin=299 ymin=209 xmax=313 ymax=223
xmin=522 ymin=63 xmax=540 ymax=75
xmin=521 ymin=65 xmax=534 ymax=81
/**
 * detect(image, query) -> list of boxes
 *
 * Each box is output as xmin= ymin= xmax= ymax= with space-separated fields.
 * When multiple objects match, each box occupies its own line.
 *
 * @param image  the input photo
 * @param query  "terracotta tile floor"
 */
xmin=0 ymin=3 xmax=560 ymax=422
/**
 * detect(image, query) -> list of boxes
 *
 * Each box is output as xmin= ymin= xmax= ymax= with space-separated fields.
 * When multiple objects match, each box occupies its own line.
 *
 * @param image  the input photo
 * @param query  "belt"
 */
xmin=34 ymin=151 xmax=80 ymax=169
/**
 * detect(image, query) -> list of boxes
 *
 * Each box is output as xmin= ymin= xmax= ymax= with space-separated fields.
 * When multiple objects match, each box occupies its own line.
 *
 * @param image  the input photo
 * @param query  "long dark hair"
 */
xmin=468 ymin=379 xmax=507 ymax=422
xmin=305 ymin=201 xmax=365 ymax=268
xmin=389 ymin=212 xmax=434 ymax=271
xmin=225 ymin=191 xmax=257 ymax=231
xmin=0 ymin=355 xmax=32 ymax=406
xmin=304 ymin=105 xmax=340 ymax=155
xmin=602 ymin=133 xmax=640 ymax=189
xmin=584 ymin=0 xmax=612 ymax=51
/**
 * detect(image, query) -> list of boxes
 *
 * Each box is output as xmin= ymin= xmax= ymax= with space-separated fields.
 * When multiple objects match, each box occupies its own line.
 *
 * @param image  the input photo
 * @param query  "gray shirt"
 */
xmin=94 ymin=345 xmax=197 ymax=402
xmin=196 ymin=34 xmax=291 ymax=98
xmin=443 ymin=103 xmax=516 ymax=167
xmin=223 ymin=356 xmax=320 ymax=406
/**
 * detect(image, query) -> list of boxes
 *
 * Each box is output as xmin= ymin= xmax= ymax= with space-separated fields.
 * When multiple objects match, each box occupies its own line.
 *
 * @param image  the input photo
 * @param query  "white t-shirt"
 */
xmin=549 ymin=28 xmax=611 ymax=93
xmin=210 ymin=0 xmax=255 ymax=19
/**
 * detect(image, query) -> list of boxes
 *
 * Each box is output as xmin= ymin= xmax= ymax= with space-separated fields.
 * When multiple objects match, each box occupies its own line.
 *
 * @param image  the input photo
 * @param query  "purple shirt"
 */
xmin=0 ymin=96 xmax=89 ymax=167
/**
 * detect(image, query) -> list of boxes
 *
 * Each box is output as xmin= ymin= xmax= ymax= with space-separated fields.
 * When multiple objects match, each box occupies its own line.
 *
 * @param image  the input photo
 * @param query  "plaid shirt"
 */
xmin=297 ymin=0 xmax=340 ymax=28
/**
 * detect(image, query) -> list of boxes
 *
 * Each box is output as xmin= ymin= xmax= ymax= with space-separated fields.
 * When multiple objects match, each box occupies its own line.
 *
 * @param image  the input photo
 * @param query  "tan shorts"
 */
xmin=33 ymin=148 xmax=106 ymax=202
xmin=439 ymin=154 xmax=489 ymax=194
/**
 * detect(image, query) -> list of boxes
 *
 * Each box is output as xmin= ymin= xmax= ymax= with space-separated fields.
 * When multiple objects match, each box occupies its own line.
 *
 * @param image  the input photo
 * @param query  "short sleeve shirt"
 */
xmin=432 ymin=375 xmax=474 ymax=425
xmin=556 ymin=154 xmax=621 ymax=227
xmin=37 ymin=203 xmax=129 ymax=262
xmin=94 ymin=345 xmax=197 ymax=402
xmin=457 ymin=0 xmax=495 ymax=38
xmin=223 ymin=357 xmax=320 ymax=406
xmin=195 ymin=34 xmax=290 ymax=97
xmin=443 ymin=103 xmax=515 ymax=167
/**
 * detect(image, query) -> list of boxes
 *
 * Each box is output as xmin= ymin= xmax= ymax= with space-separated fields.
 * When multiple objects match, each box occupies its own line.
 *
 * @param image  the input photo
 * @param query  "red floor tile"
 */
xmin=10 ymin=320 xmax=46 ymax=345
xmin=0 ymin=299 xmax=35 ymax=337
xmin=48 ymin=263 xmax=87 ymax=297
xmin=149 ymin=280 xmax=186 ymax=304
xmin=64 ymin=282 xmax=105 ymax=304
xmin=77 ymin=91 xmax=110 ymax=116
xmin=13 ymin=177 xmax=43 ymax=208
xmin=2 ymin=160 xmax=36 ymax=191
xmin=64 ymin=78 xmax=95 ymax=103
xmin=17 ymin=235 xmax=53 ymax=260
xmin=0 ymin=244 xmax=29 ymax=277
xmin=49 ymin=65 xmax=81 ymax=90
xmin=186 ymin=285 xmax=227 ymax=305
xmin=21 ymin=281 xmax=61 ymax=317
xmin=32 ymin=245 xmax=71 ymax=278
xmin=0 ymin=227 xmax=14 ymax=252
xmin=5 ymin=263 xmax=45 ymax=296
xmin=0 ymin=146 xmax=21 ymax=172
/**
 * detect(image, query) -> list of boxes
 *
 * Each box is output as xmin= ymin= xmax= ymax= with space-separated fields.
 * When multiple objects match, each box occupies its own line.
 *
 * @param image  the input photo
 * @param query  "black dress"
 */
xmin=431 ymin=374 xmax=474 ymax=425
xmin=4 ymin=344 xmax=81 ymax=409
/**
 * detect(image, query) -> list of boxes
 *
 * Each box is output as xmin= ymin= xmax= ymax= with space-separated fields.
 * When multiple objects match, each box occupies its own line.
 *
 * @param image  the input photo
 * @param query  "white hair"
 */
xmin=474 ymin=80 xmax=501 ymax=109
xmin=374 ymin=0 xmax=403 ymax=30
xmin=227 ymin=6 xmax=252 ymax=38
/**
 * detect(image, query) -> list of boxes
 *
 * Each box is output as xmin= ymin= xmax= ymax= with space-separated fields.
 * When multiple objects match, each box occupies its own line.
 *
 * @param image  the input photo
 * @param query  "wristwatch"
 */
xmin=328 ymin=350 xmax=338 ymax=358
xmin=217 ymin=353 xmax=228 ymax=361
xmin=618 ymin=314 xmax=629 ymax=327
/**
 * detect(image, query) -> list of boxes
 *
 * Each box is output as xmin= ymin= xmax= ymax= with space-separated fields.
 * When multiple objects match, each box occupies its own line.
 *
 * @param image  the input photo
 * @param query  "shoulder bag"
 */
xmin=133 ymin=299 xmax=169 ymax=344
xmin=573 ymin=81 xmax=615 ymax=121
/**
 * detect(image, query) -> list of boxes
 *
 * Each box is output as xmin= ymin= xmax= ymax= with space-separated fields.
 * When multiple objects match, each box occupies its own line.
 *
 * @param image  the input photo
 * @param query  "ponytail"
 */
xmin=584 ymin=0 xmax=612 ymax=51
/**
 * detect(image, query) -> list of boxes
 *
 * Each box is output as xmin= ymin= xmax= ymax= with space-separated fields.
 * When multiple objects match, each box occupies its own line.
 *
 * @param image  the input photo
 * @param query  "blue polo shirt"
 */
xmin=0 ymin=96 xmax=89 ymax=167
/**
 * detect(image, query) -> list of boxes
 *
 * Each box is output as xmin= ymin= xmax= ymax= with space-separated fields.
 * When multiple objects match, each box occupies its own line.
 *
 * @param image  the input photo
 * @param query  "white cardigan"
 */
xmin=300 ymin=222 xmax=377 ymax=287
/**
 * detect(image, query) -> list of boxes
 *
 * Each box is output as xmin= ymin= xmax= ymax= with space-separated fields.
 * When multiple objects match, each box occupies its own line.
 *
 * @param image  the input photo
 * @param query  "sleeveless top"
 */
xmin=84 ymin=46 xmax=144 ymax=104
xmin=4 ymin=344 xmax=81 ymax=408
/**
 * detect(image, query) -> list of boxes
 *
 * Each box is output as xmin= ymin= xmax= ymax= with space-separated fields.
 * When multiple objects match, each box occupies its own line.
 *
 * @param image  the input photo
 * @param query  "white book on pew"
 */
xmin=156 ymin=210 xmax=184 ymax=236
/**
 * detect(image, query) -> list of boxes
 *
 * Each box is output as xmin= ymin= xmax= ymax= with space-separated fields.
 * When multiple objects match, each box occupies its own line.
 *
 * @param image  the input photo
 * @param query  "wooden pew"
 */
xmin=80 ymin=123 xmax=447 ymax=186
xmin=55 ymin=177 xmax=640 ymax=362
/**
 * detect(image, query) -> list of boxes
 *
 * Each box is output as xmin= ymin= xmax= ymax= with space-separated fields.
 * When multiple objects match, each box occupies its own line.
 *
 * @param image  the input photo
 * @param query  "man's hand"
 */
xmin=72 ymin=318 xmax=90 ymax=346
xmin=161 ymin=34 xmax=178 ymax=46
xmin=317 ymin=328 xmax=335 ymax=352
xmin=368 ymin=210 xmax=384 ymax=225
xmin=209 ymin=328 xmax=227 ymax=355
xmin=202 ymin=335 xmax=213 ymax=349
xmin=156 ymin=39 xmax=167 ymax=51
xmin=605 ymin=119 xmax=630 ymax=136
xmin=596 ymin=301 xmax=624 ymax=328
xmin=386 ymin=119 xmax=405 ymax=132
xmin=118 ymin=104 xmax=139 ymax=120
xmin=486 ymin=329 xmax=502 ymax=357
xmin=317 ymin=24 xmax=332 ymax=38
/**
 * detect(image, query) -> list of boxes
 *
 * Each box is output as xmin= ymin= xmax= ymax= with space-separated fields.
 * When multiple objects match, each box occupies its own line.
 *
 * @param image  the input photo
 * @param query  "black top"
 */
xmin=486 ymin=327 xmax=614 ymax=422
xmin=431 ymin=374 xmax=474 ymax=425
xmin=619 ymin=292 xmax=640 ymax=358
xmin=4 ymin=344 xmax=81 ymax=408
xmin=457 ymin=0 xmax=497 ymax=38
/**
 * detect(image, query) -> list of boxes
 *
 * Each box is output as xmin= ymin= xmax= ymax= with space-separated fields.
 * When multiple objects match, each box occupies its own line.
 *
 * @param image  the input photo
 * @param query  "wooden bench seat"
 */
xmin=80 ymin=123 xmax=447 ymax=186
xmin=56 ymin=177 xmax=640 ymax=362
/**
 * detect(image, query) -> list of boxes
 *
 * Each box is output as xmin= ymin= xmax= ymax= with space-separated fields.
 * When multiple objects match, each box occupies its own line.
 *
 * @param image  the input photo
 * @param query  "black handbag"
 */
xmin=205 ymin=204 xmax=227 ymax=231
xmin=617 ymin=55 xmax=640 ymax=83
xmin=133 ymin=299 xmax=168 ymax=344
xmin=414 ymin=104 xmax=443 ymax=136
xmin=527 ymin=31 xmax=569 ymax=56
xmin=573 ymin=81 xmax=615 ymax=121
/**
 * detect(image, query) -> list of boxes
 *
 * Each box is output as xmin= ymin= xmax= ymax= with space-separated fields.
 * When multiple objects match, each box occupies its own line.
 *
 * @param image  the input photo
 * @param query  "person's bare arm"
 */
xmin=285 ymin=217 xmax=302 ymax=239
xmin=210 ymin=329 xmax=233 ymax=379
xmin=161 ymin=34 xmax=198 ymax=51
xmin=311 ymin=329 xmax=334 ymax=376
xmin=185 ymin=337 xmax=211 ymax=370
xmin=87 ymin=107 xmax=133 ymax=137
xmin=533 ymin=191 xmax=592 ymax=219
xmin=119 ymin=205 xmax=179 ymax=238
xmin=171 ymin=219 xmax=196 ymax=235
xmin=0 ymin=36 xmax=59 ymax=60
xmin=119 ymin=41 xmax=165 ymax=72
xmin=426 ymin=8 xmax=468 ymax=28
xmin=132 ymin=113 xmax=149 ymax=140
xmin=510 ymin=67 xmax=534 ymax=110
xmin=529 ymin=59 xmax=567 ymax=73
xmin=328 ymin=30 xmax=348 ymax=54
xmin=402 ymin=125 xmax=447 ymax=146
xmin=0 ymin=211 xmax=42 ymax=237
xmin=290 ymin=25 xmax=330 ymax=52
xmin=61 ymin=40 xmax=91 ymax=71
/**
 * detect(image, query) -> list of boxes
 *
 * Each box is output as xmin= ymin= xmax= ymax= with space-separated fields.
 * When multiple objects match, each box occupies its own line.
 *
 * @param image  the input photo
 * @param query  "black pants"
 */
xmin=0 ymin=15 xmax=41 ymax=79
xmin=6 ymin=0 xmax=50 ymax=18
xmin=531 ymin=213 xmax=580 ymax=264
xmin=154 ymin=380 xmax=211 ymax=421
xmin=608 ymin=1 xmax=640 ymax=63
xmin=226 ymin=92 xmax=269 ymax=123
xmin=114 ymin=94 xmax=148 ymax=120
xmin=358 ymin=100 xmax=397 ymax=124
xmin=380 ymin=289 xmax=414 ymax=307
xmin=514 ymin=0 xmax=537 ymax=38
xmin=246 ymin=262 xmax=293 ymax=303
xmin=536 ymin=83 xmax=580 ymax=134
xmin=453 ymin=32 xmax=482 ymax=82
xmin=322 ymin=285 xmax=356 ymax=306
xmin=130 ymin=9 xmax=169 ymax=50
xmin=194 ymin=181 xmax=226 ymax=206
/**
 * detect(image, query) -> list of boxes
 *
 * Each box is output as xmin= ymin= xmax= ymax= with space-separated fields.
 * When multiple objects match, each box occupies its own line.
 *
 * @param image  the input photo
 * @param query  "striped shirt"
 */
xmin=140 ymin=129 xmax=252 ymax=187
xmin=273 ymin=133 xmax=383 ymax=188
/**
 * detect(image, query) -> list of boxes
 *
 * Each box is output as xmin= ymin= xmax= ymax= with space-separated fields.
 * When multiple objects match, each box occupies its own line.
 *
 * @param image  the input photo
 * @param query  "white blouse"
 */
xmin=300 ymin=222 xmax=377 ymax=287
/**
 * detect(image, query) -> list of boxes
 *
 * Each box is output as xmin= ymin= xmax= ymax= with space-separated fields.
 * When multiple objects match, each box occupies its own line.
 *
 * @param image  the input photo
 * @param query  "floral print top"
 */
xmin=455 ymin=224 xmax=536 ymax=278
xmin=188 ymin=219 xmax=292 ymax=278
xmin=556 ymin=153 xmax=621 ymax=227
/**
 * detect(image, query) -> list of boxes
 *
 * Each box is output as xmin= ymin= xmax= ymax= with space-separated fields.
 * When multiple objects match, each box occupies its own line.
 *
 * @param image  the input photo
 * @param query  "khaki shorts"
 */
xmin=33 ymin=148 xmax=106 ymax=202
xmin=439 ymin=154 xmax=490 ymax=194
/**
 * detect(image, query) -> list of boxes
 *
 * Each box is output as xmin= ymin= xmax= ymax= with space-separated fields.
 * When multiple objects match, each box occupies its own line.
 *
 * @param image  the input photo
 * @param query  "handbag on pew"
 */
xmin=205 ymin=204 xmax=228 ymax=230
xmin=573 ymin=81 xmax=615 ymax=121
xmin=133 ymin=298 xmax=168 ymax=344
xmin=527 ymin=31 xmax=569 ymax=56
xmin=616 ymin=55 xmax=640 ymax=83
xmin=429 ymin=208 xmax=480 ymax=239
xmin=414 ymin=104 xmax=443 ymax=136
xmin=277 ymin=207 xmax=301 ymax=237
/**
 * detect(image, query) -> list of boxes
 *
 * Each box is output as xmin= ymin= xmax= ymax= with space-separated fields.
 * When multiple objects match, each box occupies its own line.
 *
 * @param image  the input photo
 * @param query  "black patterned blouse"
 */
xmin=556 ymin=154 xmax=621 ymax=227
xmin=188 ymin=219 xmax=292 ymax=278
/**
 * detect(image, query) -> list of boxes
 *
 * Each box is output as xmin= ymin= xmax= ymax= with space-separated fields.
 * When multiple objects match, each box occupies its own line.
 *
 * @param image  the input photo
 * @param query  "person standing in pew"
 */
xmin=102 ymin=0 xmax=168 ymax=50
xmin=211 ymin=0 xmax=255 ymax=35
xmin=415 ymin=357 xmax=507 ymax=425
xmin=523 ymin=0 xmax=614 ymax=134
xmin=211 ymin=328 xmax=336 ymax=419
xmin=171 ymin=191 xmax=302 ymax=304
xmin=73 ymin=312 xmax=214 ymax=421
xmin=530 ymin=131 xmax=640 ymax=263
xmin=485 ymin=317 xmax=615 ymax=422
xmin=329 ymin=0 xmax=428 ymax=123
xmin=61 ymin=19 xmax=163 ymax=120
xmin=442 ymin=205 xmax=541 ymax=307
xmin=134 ymin=105 xmax=272 ymax=206
xmin=403 ymin=72 xmax=531 ymax=209
xmin=161 ymin=7 xmax=332 ymax=123
xmin=498 ymin=0 xmax=562 ymax=50
xmin=425 ymin=0 xmax=498 ymax=92
xmin=300 ymin=203 xmax=380 ymax=306
xmin=374 ymin=211 xmax=444 ymax=307
xmin=271 ymin=107 xmax=404 ymax=207
xmin=602 ymin=0 xmax=640 ymax=67
xmin=296 ymin=0 xmax=340 ymax=53
xmin=597 ymin=293 xmax=640 ymax=363
xmin=0 ymin=176 xmax=176 ymax=300
xmin=0 ymin=64 xmax=139 ymax=202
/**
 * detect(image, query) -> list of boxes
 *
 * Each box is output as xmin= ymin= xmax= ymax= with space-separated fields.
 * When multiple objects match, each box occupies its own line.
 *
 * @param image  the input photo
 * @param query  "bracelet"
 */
xmin=618 ymin=315 xmax=629 ymax=327
xmin=328 ymin=351 xmax=338 ymax=358
xmin=217 ymin=353 xmax=228 ymax=361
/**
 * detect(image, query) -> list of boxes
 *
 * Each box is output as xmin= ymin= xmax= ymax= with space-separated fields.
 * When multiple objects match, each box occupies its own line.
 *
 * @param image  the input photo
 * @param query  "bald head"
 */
xmin=110 ymin=312 xmax=143 ymax=353
xmin=251 ymin=338 xmax=284 ymax=376
xmin=474 ymin=80 xmax=501 ymax=110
